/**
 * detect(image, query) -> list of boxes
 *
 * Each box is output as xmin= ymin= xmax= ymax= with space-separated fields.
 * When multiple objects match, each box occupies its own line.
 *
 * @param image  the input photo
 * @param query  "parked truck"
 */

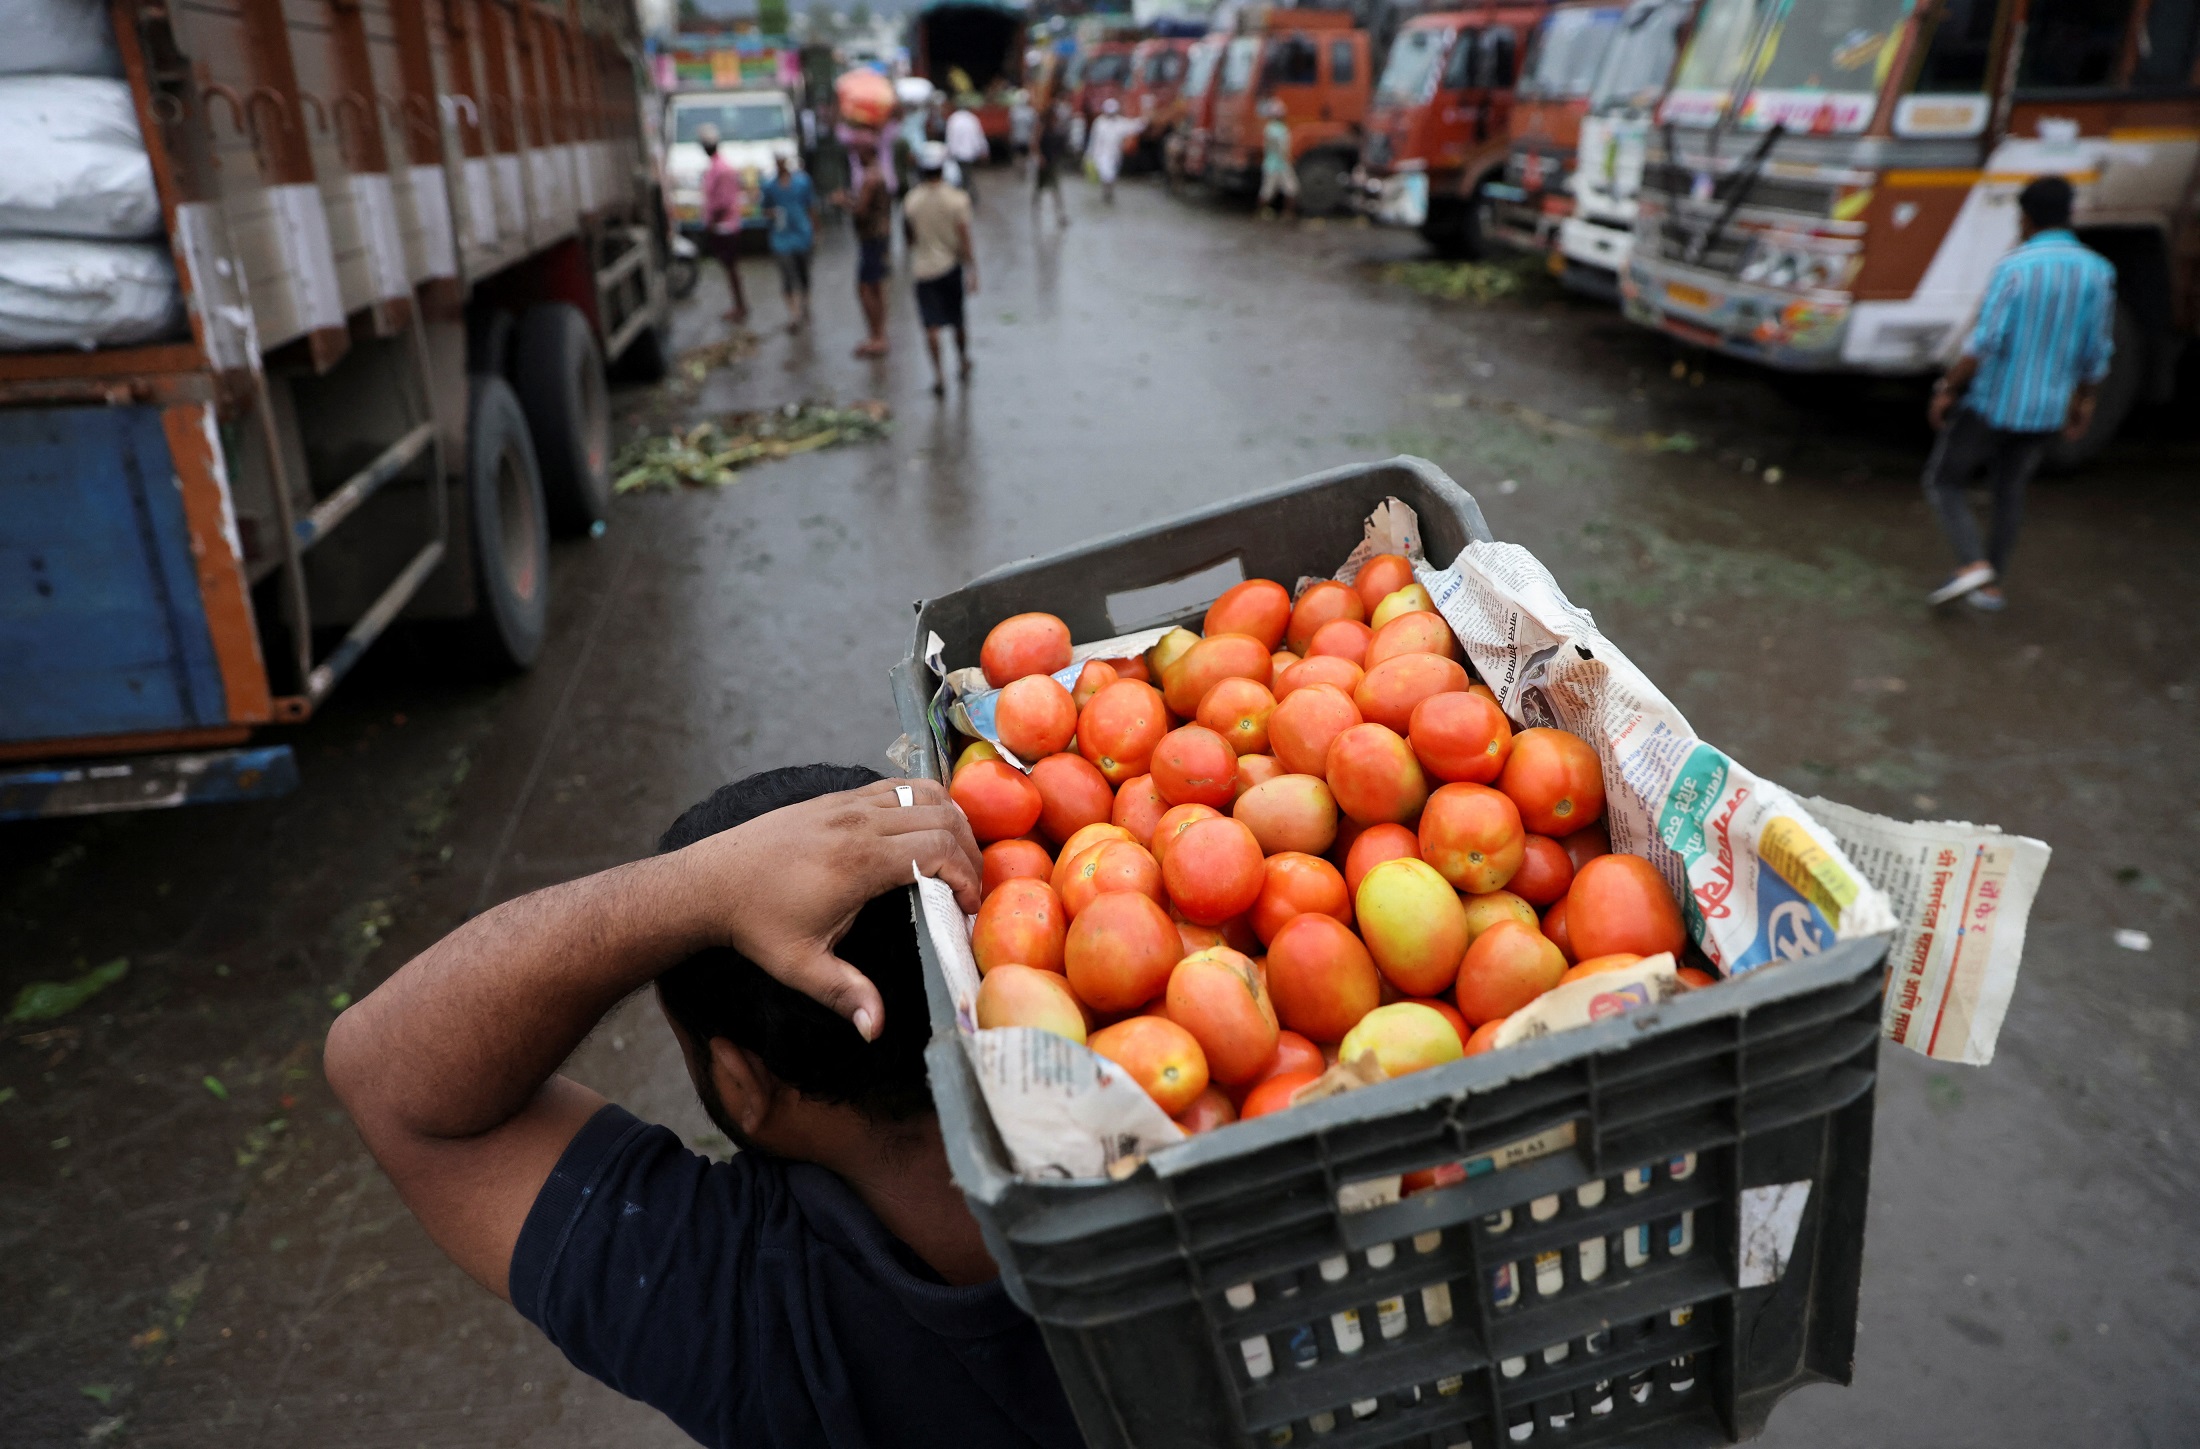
xmin=912 ymin=0 xmax=1029 ymax=154
xmin=1207 ymin=9 xmax=1372 ymax=216
xmin=1622 ymin=0 xmax=2200 ymax=468
xmin=653 ymin=36 xmax=804 ymax=236
xmin=1353 ymin=3 xmax=1551 ymax=256
xmin=0 ymin=0 xmax=671 ymax=820
xmin=1553 ymin=0 xmax=1694 ymax=298
xmin=1483 ymin=0 xmax=1625 ymax=256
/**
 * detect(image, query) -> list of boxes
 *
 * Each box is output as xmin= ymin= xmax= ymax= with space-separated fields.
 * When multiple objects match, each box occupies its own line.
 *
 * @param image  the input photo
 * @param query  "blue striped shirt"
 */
xmin=1963 ymin=229 xmax=2116 ymax=433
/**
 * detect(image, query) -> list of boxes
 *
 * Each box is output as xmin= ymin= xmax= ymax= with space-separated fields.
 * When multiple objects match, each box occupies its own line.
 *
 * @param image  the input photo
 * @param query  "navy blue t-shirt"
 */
xmin=511 ymin=1105 xmax=1082 ymax=1449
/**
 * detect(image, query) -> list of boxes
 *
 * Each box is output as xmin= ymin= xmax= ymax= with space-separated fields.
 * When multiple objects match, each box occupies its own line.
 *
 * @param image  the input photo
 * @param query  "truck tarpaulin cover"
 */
xmin=917 ymin=3 xmax=1023 ymax=92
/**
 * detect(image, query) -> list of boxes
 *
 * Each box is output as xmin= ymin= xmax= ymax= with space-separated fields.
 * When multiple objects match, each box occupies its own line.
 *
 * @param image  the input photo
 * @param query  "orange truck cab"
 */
xmin=1355 ymin=4 xmax=1551 ymax=255
xmin=1484 ymin=1 xmax=1626 ymax=255
xmin=1171 ymin=34 xmax=1231 ymax=183
xmin=1209 ymin=11 xmax=1373 ymax=214
xmin=1070 ymin=40 xmax=1139 ymax=124
xmin=1124 ymin=37 xmax=1199 ymax=161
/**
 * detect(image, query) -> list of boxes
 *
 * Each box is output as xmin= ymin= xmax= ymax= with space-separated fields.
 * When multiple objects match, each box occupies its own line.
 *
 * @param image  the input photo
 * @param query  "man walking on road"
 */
xmin=696 ymin=125 xmax=748 ymax=324
xmin=1923 ymin=176 xmax=2115 ymax=611
xmin=325 ymin=766 xmax=1082 ymax=1449
xmin=1031 ymin=101 xmax=1071 ymax=227
xmin=905 ymin=144 xmax=977 ymax=396
xmin=1085 ymin=98 xmax=1133 ymax=204
xmin=1258 ymin=100 xmax=1298 ymax=221
xmin=843 ymin=142 xmax=895 ymax=359
xmin=758 ymin=155 xmax=818 ymax=334
xmin=946 ymin=103 xmax=989 ymax=205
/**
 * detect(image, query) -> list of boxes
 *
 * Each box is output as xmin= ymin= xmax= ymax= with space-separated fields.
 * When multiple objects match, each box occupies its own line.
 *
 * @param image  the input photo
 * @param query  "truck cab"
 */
xmin=1210 ymin=12 xmax=1373 ymax=215
xmin=1070 ymin=40 xmax=1139 ymax=124
xmin=1483 ymin=1 xmax=1625 ymax=256
xmin=1555 ymin=0 xmax=1692 ymax=298
xmin=1357 ymin=5 xmax=1547 ymax=255
xmin=1124 ymin=36 xmax=1198 ymax=161
xmin=663 ymin=89 xmax=801 ymax=234
xmin=1171 ymin=35 xmax=1230 ymax=183
xmin=913 ymin=1 xmax=1029 ymax=151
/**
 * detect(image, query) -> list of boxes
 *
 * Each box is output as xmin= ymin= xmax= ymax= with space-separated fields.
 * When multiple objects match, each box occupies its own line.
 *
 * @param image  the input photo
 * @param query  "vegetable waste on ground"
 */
xmin=612 ymin=401 xmax=892 ymax=493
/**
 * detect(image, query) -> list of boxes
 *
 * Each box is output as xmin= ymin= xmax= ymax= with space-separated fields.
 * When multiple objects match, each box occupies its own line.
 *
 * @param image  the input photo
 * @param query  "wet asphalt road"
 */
xmin=3 ymin=168 xmax=2197 ymax=1449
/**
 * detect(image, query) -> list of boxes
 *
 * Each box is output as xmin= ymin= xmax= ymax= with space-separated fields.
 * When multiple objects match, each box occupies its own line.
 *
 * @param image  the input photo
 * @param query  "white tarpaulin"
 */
xmin=0 ymin=237 xmax=181 ymax=349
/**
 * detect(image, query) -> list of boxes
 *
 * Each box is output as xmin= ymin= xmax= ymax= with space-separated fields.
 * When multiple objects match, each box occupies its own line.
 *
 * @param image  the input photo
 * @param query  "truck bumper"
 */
xmin=1622 ymin=255 xmax=1858 ymax=372
xmin=1557 ymin=215 xmax=1630 ymax=300
xmin=0 ymin=745 xmax=299 ymax=821
xmin=1353 ymin=169 xmax=1429 ymax=228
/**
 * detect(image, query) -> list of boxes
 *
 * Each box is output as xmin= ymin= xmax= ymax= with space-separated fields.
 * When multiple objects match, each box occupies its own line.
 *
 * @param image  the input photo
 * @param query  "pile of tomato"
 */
xmin=948 ymin=558 xmax=1710 ymax=1137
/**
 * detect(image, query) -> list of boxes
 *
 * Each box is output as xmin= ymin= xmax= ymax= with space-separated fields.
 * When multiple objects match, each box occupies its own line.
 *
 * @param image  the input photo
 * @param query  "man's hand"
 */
xmin=1927 ymin=385 xmax=1955 ymax=431
xmin=681 ymin=778 xmax=981 ymax=1041
xmin=964 ymin=268 xmax=980 ymax=297
xmin=2063 ymin=386 xmax=2097 ymax=443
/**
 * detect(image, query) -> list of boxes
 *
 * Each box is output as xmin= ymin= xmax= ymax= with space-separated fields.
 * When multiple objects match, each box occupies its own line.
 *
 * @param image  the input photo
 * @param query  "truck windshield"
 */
xmin=1377 ymin=27 xmax=1454 ymax=106
xmin=1144 ymin=50 xmax=1185 ymax=86
xmin=1667 ymin=0 xmax=1917 ymax=131
xmin=1220 ymin=36 xmax=1260 ymax=94
xmin=1519 ymin=7 xmax=1623 ymax=98
xmin=673 ymin=100 xmax=790 ymax=143
xmin=1083 ymin=52 xmax=1131 ymax=86
xmin=1590 ymin=3 xmax=1686 ymax=112
xmin=1184 ymin=43 xmax=1222 ymax=98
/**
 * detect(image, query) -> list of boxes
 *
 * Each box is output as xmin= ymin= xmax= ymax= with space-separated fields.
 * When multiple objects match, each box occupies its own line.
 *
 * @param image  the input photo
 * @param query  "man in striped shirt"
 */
xmin=1923 ymin=176 xmax=2116 ymax=611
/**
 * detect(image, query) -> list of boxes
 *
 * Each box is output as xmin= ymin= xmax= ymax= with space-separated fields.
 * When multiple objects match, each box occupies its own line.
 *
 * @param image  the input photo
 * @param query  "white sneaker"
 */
xmin=1928 ymin=563 xmax=1996 ymax=606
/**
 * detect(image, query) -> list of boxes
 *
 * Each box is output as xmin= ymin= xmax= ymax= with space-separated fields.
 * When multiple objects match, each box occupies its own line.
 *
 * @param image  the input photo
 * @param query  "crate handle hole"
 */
xmin=1105 ymin=555 xmax=1247 ymax=633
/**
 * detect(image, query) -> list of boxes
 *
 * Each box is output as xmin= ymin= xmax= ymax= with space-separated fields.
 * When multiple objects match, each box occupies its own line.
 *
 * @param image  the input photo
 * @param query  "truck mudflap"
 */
xmin=0 ymin=746 xmax=299 ymax=821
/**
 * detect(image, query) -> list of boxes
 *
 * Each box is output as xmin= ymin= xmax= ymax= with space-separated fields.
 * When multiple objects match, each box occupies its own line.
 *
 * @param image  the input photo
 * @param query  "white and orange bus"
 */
xmin=1621 ymin=0 xmax=2199 ymax=464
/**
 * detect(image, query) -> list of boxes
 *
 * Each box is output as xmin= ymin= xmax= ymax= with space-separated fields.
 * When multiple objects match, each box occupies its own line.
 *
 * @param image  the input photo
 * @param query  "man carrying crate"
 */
xmin=325 ymin=766 xmax=1081 ymax=1448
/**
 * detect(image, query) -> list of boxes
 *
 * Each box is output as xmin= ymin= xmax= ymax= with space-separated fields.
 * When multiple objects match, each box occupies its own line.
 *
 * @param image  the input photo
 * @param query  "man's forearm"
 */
xmin=326 ymin=852 xmax=713 ymax=1143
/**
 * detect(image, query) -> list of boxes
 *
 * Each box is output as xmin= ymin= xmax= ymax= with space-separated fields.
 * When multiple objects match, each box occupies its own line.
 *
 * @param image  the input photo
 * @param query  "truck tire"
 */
xmin=463 ymin=375 xmax=550 ymax=674
xmin=2044 ymin=299 xmax=2143 ymax=473
xmin=512 ymin=303 xmax=612 ymax=536
xmin=1298 ymin=152 xmax=1348 ymax=218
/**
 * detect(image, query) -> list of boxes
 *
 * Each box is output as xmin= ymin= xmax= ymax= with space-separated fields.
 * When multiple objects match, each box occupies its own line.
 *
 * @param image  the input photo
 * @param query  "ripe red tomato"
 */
xmin=1497 ymin=728 xmax=1606 ymax=836
xmin=1565 ymin=854 xmax=1686 ymax=960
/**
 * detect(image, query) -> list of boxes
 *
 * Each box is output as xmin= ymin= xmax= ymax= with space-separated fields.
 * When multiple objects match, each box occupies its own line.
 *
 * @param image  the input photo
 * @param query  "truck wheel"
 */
xmin=463 ymin=375 xmax=550 ymax=674
xmin=2044 ymin=300 xmax=2143 ymax=473
xmin=1298 ymin=153 xmax=1348 ymax=218
xmin=512 ymin=303 xmax=612 ymax=536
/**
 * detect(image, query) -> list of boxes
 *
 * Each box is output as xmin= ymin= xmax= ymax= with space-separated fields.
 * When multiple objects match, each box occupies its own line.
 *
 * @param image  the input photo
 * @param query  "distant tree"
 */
xmin=848 ymin=0 xmax=871 ymax=29
xmin=758 ymin=0 xmax=790 ymax=35
xmin=804 ymin=0 xmax=839 ymax=39
xmin=678 ymin=0 xmax=704 ymax=24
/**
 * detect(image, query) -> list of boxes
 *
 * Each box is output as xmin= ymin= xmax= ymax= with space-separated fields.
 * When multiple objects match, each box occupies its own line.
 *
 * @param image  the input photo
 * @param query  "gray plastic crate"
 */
xmin=890 ymin=457 xmax=1887 ymax=1449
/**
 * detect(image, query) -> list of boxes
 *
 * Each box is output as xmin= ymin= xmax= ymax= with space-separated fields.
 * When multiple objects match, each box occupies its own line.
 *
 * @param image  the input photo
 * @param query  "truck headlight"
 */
xmin=1739 ymin=238 xmax=1850 ymax=291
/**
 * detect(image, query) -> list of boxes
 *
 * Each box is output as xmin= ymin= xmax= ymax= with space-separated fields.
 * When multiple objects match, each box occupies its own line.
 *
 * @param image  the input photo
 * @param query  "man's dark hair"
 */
xmin=655 ymin=764 xmax=933 ymax=1127
xmin=2018 ymin=176 xmax=2073 ymax=230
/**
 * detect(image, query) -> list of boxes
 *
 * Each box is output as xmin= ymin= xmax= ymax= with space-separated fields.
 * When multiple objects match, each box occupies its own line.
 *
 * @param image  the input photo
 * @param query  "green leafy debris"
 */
xmin=1380 ymin=257 xmax=1542 ymax=304
xmin=613 ymin=402 xmax=892 ymax=493
xmin=80 ymin=1385 xmax=116 ymax=1407
xmin=202 ymin=1075 xmax=229 ymax=1101
xmin=6 ymin=958 xmax=128 ymax=1024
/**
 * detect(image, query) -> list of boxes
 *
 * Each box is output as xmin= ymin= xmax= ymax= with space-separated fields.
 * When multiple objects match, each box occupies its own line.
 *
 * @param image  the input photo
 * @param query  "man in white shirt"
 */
xmin=945 ymin=106 xmax=988 ymax=205
xmin=1084 ymin=99 xmax=1135 ymax=205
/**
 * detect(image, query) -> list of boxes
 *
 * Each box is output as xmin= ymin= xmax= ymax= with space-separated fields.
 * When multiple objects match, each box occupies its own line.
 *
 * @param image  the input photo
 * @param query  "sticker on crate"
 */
xmin=916 ymin=870 xmax=1184 ymax=1178
xmin=1416 ymin=532 xmax=1899 ymax=976
xmin=1338 ymin=1121 xmax=1580 ymax=1214
xmin=1738 ymin=1180 xmax=1812 ymax=1287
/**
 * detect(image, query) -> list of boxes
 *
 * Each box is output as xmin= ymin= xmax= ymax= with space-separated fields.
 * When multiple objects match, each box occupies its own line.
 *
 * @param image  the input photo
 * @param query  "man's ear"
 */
xmin=707 ymin=1037 xmax=779 ymax=1140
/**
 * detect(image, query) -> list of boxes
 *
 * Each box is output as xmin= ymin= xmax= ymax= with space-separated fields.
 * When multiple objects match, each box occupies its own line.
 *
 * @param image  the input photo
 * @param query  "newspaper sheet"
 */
xmin=915 ymin=871 xmax=1183 ymax=1178
xmin=1420 ymin=538 xmax=1900 ymax=976
xmin=1802 ymin=798 xmax=2049 ymax=1066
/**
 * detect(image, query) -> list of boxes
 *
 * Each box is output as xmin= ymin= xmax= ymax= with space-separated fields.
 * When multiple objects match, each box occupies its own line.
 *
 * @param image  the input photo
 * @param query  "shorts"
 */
xmin=1033 ymin=160 xmax=1060 ymax=191
xmin=915 ymin=267 xmax=965 ymax=331
xmin=857 ymin=236 xmax=889 ymax=285
xmin=773 ymin=248 xmax=811 ymax=295
xmin=1259 ymin=164 xmax=1299 ymax=203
